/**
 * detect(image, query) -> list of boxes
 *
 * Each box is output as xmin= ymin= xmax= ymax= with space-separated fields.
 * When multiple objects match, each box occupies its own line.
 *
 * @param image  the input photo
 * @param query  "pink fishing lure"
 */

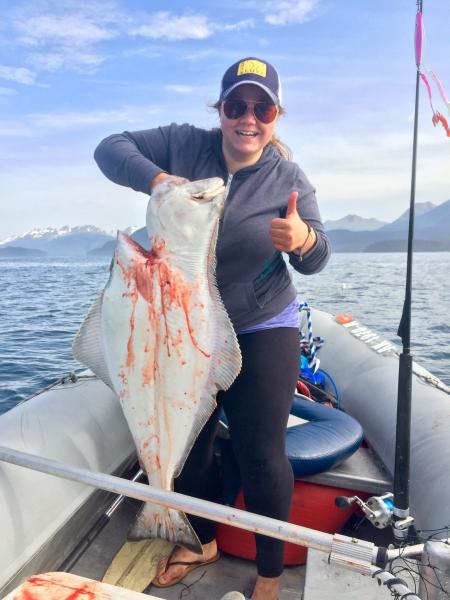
xmin=414 ymin=11 xmax=423 ymax=67
xmin=415 ymin=9 xmax=450 ymax=137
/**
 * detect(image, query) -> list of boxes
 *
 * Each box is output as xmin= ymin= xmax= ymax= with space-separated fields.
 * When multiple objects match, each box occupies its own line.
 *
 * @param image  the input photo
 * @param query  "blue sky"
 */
xmin=0 ymin=0 xmax=449 ymax=240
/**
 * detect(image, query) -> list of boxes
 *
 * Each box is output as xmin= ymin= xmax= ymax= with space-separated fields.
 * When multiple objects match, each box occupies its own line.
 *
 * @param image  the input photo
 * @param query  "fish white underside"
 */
xmin=73 ymin=182 xmax=241 ymax=552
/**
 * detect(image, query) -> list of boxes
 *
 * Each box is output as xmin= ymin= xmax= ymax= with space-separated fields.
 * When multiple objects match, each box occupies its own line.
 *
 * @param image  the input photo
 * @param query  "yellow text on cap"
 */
xmin=237 ymin=59 xmax=267 ymax=78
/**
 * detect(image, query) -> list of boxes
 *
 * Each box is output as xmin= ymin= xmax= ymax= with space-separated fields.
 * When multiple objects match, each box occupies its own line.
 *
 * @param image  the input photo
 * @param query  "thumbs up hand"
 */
xmin=270 ymin=191 xmax=312 ymax=254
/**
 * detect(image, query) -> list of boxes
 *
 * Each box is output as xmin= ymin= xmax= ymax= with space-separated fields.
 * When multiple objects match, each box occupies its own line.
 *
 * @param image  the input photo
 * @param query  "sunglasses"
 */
xmin=222 ymin=98 xmax=278 ymax=124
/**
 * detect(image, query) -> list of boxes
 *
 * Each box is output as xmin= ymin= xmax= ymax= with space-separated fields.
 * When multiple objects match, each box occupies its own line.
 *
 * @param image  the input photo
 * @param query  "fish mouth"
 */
xmin=190 ymin=179 xmax=225 ymax=203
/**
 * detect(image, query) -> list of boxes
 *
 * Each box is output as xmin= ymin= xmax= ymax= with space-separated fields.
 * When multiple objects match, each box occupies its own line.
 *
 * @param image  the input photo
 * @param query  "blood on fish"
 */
xmin=14 ymin=575 xmax=98 ymax=600
xmin=179 ymin=293 xmax=210 ymax=358
xmin=142 ymin=357 xmax=155 ymax=385
xmin=116 ymin=234 xmax=211 ymax=380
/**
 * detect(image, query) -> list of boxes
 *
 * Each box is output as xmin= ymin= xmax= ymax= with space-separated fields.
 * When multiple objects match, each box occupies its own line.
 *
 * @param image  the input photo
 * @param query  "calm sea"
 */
xmin=1 ymin=253 xmax=449 ymax=414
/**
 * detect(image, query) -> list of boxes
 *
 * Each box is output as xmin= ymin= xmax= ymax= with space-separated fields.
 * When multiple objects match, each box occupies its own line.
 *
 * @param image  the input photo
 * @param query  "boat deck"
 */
xmin=69 ymin=494 xmax=305 ymax=599
xmin=66 ymin=445 xmax=392 ymax=599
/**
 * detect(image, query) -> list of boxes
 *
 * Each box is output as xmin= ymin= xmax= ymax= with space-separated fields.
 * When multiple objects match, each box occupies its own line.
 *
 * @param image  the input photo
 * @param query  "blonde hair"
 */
xmin=211 ymin=100 xmax=292 ymax=161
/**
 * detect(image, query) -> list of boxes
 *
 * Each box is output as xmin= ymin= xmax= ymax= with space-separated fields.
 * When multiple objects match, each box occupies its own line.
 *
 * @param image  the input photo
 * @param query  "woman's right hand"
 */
xmin=149 ymin=172 xmax=189 ymax=192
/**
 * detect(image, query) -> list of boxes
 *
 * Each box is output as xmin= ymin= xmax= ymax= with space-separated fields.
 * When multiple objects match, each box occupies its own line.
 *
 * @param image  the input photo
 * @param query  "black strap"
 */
xmin=383 ymin=577 xmax=409 ymax=588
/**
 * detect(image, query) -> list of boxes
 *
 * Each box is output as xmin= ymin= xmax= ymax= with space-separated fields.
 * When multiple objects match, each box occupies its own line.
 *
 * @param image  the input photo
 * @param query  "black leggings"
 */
xmin=174 ymin=327 xmax=299 ymax=578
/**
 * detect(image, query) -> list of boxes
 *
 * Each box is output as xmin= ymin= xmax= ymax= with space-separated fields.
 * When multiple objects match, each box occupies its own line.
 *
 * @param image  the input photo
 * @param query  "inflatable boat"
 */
xmin=0 ymin=309 xmax=448 ymax=599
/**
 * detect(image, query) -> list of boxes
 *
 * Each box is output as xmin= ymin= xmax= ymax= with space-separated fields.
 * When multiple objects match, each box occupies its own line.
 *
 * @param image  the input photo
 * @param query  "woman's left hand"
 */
xmin=270 ymin=192 xmax=312 ymax=253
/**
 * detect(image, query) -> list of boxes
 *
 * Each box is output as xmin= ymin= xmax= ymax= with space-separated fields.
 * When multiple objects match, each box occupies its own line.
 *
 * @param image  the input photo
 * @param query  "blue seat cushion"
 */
xmin=287 ymin=396 xmax=363 ymax=477
xmin=219 ymin=396 xmax=363 ymax=504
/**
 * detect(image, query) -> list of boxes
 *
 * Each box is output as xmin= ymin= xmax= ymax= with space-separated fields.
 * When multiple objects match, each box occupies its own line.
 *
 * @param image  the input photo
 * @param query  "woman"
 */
xmin=94 ymin=57 xmax=330 ymax=600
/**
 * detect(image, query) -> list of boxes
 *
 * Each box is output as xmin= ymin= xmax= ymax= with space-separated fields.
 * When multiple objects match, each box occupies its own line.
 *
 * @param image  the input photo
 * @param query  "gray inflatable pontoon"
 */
xmin=305 ymin=308 xmax=450 ymax=534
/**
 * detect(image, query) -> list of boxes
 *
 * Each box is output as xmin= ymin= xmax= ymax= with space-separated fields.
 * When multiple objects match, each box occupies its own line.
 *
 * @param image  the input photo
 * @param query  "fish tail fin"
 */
xmin=128 ymin=502 xmax=202 ymax=554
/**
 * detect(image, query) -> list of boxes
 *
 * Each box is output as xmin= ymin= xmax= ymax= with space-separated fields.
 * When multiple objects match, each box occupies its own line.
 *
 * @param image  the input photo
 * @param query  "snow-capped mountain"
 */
xmin=0 ymin=225 xmax=115 ymax=256
xmin=0 ymin=225 xmax=108 ymax=245
xmin=123 ymin=225 xmax=140 ymax=236
xmin=324 ymin=215 xmax=387 ymax=232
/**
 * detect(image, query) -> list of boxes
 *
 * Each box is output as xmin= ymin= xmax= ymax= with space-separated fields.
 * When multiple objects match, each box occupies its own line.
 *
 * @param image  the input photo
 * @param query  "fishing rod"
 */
xmin=393 ymin=0 xmax=423 ymax=541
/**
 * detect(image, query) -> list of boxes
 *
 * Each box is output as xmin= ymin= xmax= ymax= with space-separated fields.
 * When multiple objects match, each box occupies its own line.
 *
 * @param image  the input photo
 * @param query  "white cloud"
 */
xmin=0 ymin=86 xmax=18 ymax=96
xmin=130 ymin=12 xmax=253 ymax=42
xmin=28 ymin=51 xmax=105 ymax=73
xmin=0 ymin=104 xmax=161 ymax=137
xmin=131 ymin=12 xmax=214 ymax=41
xmin=6 ymin=3 xmax=254 ymax=73
xmin=164 ymin=84 xmax=196 ymax=94
xmin=15 ymin=14 xmax=116 ymax=47
xmin=263 ymin=0 xmax=321 ymax=25
xmin=26 ymin=106 xmax=161 ymax=129
xmin=223 ymin=19 xmax=255 ymax=31
xmin=0 ymin=65 xmax=36 ymax=85
xmin=9 ymin=2 xmax=123 ymax=73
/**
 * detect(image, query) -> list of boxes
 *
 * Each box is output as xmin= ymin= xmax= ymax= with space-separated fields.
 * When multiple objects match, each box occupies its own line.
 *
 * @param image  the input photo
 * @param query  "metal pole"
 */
xmin=1 ymin=446 xmax=424 ymax=599
xmin=394 ymin=0 xmax=423 ymax=539
xmin=369 ymin=565 xmax=421 ymax=600
xmin=0 ymin=445 xmax=333 ymax=554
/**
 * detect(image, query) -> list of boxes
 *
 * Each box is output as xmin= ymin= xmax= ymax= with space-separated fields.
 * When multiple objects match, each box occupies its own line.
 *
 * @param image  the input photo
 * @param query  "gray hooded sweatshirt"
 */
xmin=94 ymin=123 xmax=331 ymax=332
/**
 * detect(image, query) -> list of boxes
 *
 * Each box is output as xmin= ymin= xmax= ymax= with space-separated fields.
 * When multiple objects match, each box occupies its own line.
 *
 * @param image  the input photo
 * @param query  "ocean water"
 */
xmin=0 ymin=253 xmax=449 ymax=415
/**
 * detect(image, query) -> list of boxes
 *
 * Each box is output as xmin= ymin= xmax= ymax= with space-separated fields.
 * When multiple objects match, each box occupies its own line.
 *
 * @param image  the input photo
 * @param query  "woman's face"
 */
xmin=219 ymin=83 xmax=279 ymax=168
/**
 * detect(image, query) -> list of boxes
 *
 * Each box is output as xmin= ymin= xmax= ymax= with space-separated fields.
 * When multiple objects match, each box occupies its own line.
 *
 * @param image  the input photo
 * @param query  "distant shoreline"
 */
xmin=1 ymin=249 xmax=449 ymax=261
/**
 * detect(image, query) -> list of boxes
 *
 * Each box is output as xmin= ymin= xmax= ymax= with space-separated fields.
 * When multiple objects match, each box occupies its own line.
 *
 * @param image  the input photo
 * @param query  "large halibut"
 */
xmin=73 ymin=178 xmax=242 ymax=552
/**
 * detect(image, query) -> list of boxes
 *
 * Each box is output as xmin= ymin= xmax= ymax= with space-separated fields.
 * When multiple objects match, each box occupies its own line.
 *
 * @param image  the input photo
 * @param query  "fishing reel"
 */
xmin=336 ymin=492 xmax=415 ymax=541
xmin=335 ymin=492 xmax=401 ymax=528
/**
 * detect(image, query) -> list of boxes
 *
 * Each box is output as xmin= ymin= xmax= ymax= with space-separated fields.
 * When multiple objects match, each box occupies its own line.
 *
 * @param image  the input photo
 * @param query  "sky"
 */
xmin=0 ymin=0 xmax=449 ymax=240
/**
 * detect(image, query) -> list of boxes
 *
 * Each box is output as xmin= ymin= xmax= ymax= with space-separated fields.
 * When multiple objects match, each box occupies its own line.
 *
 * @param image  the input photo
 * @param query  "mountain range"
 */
xmin=1 ymin=201 xmax=449 ymax=257
xmin=325 ymin=200 xmax=450 ymax=252
xmin=0 ymin=226 xmax=138 ymax=257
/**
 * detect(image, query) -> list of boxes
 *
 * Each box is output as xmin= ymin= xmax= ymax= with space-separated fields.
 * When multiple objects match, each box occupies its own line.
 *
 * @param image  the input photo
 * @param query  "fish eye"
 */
xmin=190 ymin=192 xmax=209 ymax=202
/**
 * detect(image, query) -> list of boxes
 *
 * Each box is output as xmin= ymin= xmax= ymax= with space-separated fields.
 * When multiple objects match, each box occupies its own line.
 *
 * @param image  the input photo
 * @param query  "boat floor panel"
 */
xmin=144 ymin=554 xmax=304 ymax=599
xmin=67 ymin=466 xmax=394 ymax=599
xmin=68 ymin=498 xmax=305 ymax=599
xmin=69 ymin=498 xmax=141 ymax=581
xmin=304 ymin=549 xmax=391 ymax=600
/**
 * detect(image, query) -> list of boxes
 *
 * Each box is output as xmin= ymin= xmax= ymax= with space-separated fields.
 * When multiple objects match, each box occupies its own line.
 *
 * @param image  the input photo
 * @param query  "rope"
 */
xmin=20 ymin=371 xmax=96 ymax=403
xmin=299 ymin=302 xmax=323 ymax=372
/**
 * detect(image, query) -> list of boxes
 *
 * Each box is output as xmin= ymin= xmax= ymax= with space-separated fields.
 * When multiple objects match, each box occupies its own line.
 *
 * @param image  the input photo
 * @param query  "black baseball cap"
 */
xmin=219 ymin=57 xmax=282 ymax=106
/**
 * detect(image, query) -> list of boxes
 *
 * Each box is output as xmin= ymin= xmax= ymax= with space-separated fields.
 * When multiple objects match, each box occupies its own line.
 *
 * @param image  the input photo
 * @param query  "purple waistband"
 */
xmin=237 ymin=298 xmax=300 ymax=335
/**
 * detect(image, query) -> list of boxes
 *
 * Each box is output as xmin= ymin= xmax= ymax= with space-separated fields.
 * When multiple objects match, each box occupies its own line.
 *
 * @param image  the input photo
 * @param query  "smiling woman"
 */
xmin=93 ymin=56 xmax=330 ymax=600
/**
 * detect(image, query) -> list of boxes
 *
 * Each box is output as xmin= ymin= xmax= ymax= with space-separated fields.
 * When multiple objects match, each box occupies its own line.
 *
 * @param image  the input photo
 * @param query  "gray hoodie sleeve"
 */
xmin=93 ymin=126 xmax=174 ymax=194
xmin=277 ymin=164 xmax=331 ymax=275
xmin=288 ymin=188 xmax=331 ymax=275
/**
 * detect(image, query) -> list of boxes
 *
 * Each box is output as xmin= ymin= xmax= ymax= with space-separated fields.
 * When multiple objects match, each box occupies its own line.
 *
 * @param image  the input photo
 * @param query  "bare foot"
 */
xmin=154 ymin=540 xmax=218 ymax=586
xmin=251 ymin=574 xmax=280 ymax=600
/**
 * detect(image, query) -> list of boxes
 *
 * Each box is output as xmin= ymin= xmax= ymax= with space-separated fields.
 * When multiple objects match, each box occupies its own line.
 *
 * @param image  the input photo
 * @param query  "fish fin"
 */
xmin=209 ymin=290 xmax=242 ymax=391
xmin=207 ymin=226 xmax=242 ymax=392
xmin=128 ymin=503 xmax=202 ymax=554
xmin=72 ymin=291 xmax=114 ymax=390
